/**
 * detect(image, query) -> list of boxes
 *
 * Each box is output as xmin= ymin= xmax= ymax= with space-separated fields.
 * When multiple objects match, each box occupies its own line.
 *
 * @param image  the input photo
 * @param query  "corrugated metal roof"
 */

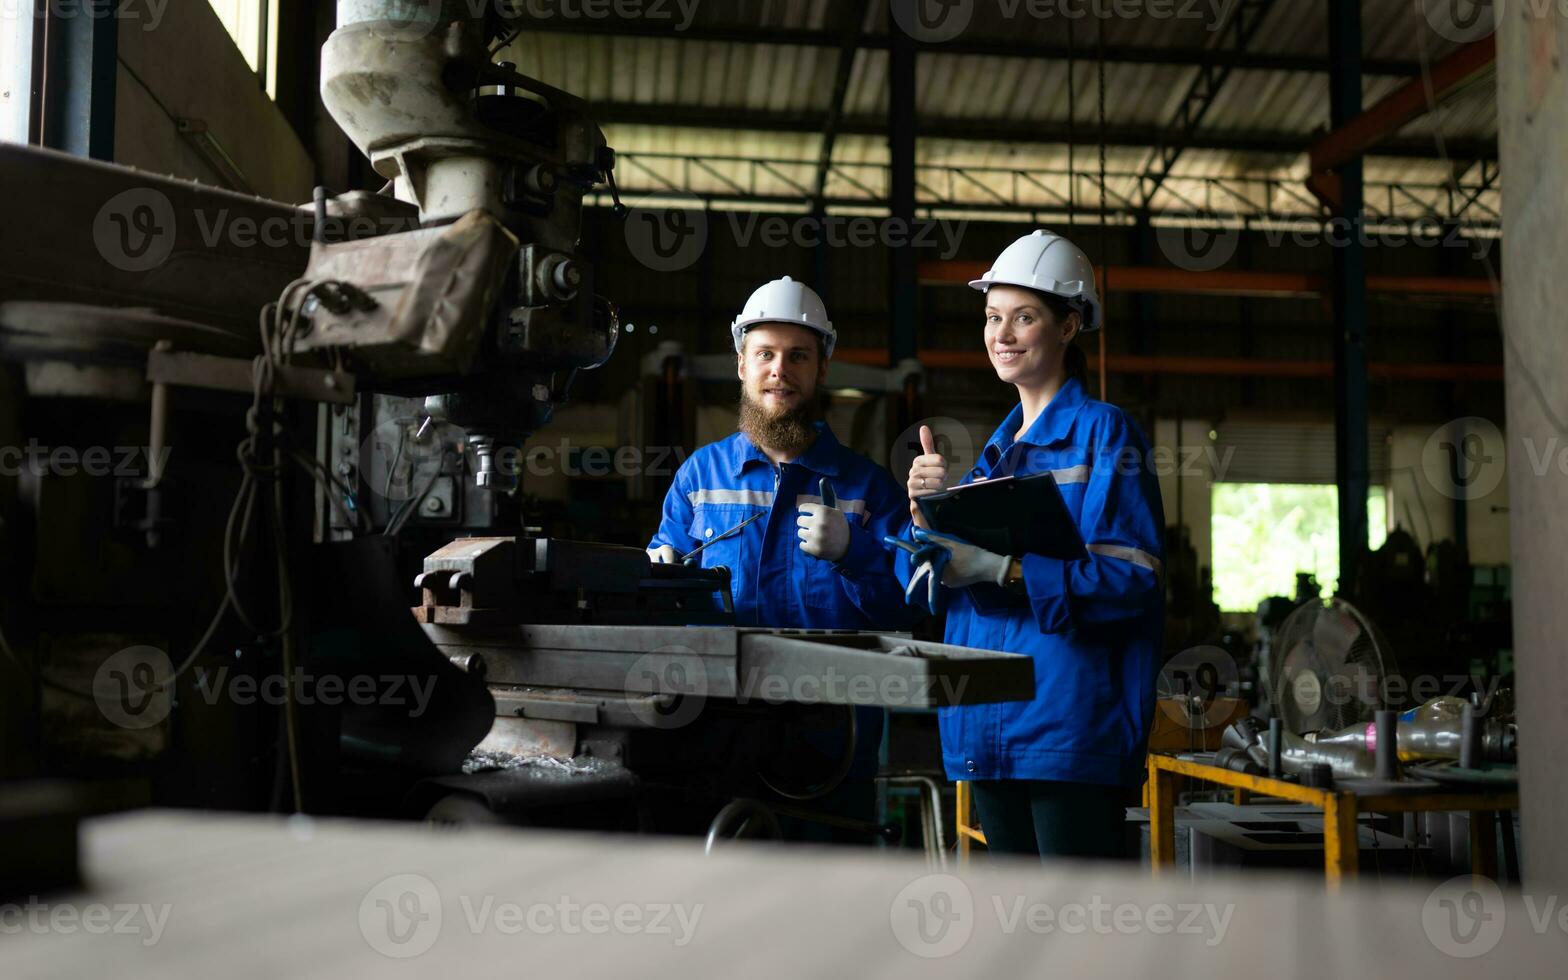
xmin=499 ymin=0 xmax=1498 ymax=222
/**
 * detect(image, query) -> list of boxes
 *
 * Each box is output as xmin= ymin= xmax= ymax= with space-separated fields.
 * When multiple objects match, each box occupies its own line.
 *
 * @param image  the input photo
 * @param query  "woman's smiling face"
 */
xmin=982 ymin=285 xmax=1078 ymax=387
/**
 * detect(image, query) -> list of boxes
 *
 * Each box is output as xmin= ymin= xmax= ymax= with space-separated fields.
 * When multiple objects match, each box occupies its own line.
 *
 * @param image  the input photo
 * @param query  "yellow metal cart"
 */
xmin=1147 ymin=752 xmax=1518 ymax=887
xmin=955 ymin=780 xmax=987 ymax=860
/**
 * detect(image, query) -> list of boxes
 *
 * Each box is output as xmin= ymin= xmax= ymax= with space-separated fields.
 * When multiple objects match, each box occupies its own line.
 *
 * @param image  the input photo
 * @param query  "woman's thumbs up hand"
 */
xmin=907 ymin=424 xmax=949 ymax=529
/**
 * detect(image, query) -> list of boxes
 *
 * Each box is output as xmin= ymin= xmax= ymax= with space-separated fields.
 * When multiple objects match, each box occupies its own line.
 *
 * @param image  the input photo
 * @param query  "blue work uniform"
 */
xmin=650 ymin=423 xmax=914 ymax=631
xmin=896 ymin=378 xmax=1165 ymax=788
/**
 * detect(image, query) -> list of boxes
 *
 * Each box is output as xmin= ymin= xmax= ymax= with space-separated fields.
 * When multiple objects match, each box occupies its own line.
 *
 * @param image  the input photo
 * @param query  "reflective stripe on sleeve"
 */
xmin=1051 ymin=465 xmax=1091 ymax=485
xmin=1086 ymin=543 xmax=1163 ymax=575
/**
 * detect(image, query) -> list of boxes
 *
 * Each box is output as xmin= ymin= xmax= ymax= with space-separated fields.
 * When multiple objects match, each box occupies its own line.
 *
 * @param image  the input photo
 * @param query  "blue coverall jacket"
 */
xmin=650 ymin=423 xmax=914 ymax=631
xmin=897 ymin=378 xmax=1166 ymax=788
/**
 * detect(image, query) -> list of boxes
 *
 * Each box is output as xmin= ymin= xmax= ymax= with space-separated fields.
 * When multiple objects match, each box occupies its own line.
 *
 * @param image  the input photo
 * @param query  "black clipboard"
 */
xmin=915 ymin=472 xmax=1087 ymax=560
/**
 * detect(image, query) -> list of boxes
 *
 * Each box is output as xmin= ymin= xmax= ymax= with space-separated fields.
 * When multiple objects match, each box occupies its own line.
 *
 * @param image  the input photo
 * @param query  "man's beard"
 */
xmin=739 ymin=389 xmax=823 ymax=458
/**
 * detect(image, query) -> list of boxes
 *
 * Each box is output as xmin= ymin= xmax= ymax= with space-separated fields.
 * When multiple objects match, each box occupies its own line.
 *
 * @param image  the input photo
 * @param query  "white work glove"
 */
xmin=912 ymin=528 xmax=1010 ymax=589
xmin=647 ymin=545 xmax=680 ymax=564
xmin=906 ymin=424 xmax=948 ymax=528
xmin=796 ymin=503 xmax=850 ymax=562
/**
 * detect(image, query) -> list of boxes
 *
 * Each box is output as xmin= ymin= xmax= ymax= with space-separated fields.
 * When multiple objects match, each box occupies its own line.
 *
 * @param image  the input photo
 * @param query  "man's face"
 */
xmin=737 ymin=323 xmax=826 ymax=415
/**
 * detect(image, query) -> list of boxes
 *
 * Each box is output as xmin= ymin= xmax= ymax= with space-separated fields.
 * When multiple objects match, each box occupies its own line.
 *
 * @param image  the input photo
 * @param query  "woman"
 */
xmin=899 ymin=230 xmax=1165 ymax=860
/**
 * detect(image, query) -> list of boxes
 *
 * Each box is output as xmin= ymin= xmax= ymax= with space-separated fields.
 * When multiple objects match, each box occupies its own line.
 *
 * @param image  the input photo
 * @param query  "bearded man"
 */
xmin=646 ymin=276 xmax=911 ymax=630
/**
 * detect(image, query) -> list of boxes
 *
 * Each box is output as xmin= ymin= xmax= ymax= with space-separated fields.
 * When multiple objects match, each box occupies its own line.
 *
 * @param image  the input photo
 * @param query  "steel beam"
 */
xmin=832 ymin=349 xmax=1502 ymax=382
xmin=917 ymin=263 xmax=1499 ymax=300
xmin=1497 ymin=0 xmax=1568 ymax=890
xmin=888 ymin=28 xmax=918 ymax=364
xmin=1308 ymin=37 xmax=1498 ymax=209
xmin=513 ymin=21 xmax=1421 ymax=77
xmin=1143 ymin=0 xmax=1280 ymax=202
xmin=39 ymin=0 xmax=118 ymax=160
xmin=1328 ymin=0 xmax=1369 ymax=599
xmin=812 ymin=0 xmax=870 ymax=211
xmin=589 ymin=103 xmax=1498 ymax=161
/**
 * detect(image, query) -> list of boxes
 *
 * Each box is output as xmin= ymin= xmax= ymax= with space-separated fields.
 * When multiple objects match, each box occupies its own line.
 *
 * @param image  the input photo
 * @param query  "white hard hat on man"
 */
xmin=731 ymin=276 xmax=838 ymax=357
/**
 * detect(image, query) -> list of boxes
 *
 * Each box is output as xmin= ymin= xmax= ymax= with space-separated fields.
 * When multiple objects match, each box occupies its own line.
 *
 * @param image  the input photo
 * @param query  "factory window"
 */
xmin=1210 ymin=483 xmax=1387 ymax=613
xmin=206 ymin=0 xmax=279 ymax=98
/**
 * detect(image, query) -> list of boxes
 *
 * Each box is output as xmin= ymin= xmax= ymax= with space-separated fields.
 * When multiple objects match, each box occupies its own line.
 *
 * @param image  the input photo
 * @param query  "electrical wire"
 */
xmin=489 ymin=3 xmax=526 ymax=55
xmin=384 ymin=449 xmax=451 ymax=537
xmin=32 ymin=279 xmax=340 ymax=815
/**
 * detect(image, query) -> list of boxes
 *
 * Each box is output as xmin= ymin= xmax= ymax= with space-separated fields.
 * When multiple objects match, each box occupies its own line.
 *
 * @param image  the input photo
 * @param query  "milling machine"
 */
xmin=0 ymin=2 xmax=1034 ymax=841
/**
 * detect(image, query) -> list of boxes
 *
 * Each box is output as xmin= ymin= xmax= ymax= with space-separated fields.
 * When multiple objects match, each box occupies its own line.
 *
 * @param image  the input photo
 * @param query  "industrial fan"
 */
xmin=1270 ymin=597 xmax=1392 ymax=734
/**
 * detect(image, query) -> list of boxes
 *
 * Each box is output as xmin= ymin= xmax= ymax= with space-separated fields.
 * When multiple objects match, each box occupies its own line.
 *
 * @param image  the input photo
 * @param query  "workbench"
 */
xmin=1146 ymin=752 xmax=1519 ymax=886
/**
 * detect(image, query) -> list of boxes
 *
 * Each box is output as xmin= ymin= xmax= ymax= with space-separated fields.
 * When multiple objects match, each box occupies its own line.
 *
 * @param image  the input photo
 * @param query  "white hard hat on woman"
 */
xmin=969 ymin=229 xmax=1101 ymax=332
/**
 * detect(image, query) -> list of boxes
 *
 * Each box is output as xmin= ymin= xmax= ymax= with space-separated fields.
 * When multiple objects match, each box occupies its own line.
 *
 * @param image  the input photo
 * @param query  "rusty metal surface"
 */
xmin=469 ymin=715 xmax=577 ymax=761
xmin=0 ymin=302 xmax=260 ymax=360
xmin=423 ymin=623 xmax=1035 ymax=712
xmin=0 ymin=144 xmax=308 ymax=334
xmin=145 ymin=349 xmax=356 ymax=405
xmin=290 ymin=212 xmax=519 ymax=380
